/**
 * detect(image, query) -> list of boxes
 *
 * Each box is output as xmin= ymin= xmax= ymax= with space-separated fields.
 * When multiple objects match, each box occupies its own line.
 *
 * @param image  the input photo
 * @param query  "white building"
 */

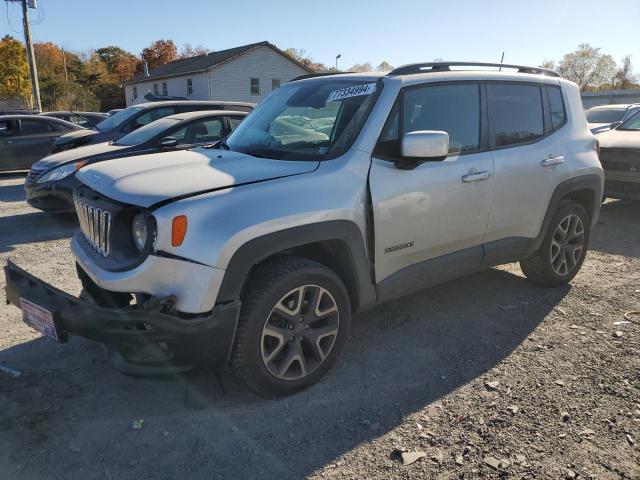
xmin=123 ymin=41 xmax=313 ymax=106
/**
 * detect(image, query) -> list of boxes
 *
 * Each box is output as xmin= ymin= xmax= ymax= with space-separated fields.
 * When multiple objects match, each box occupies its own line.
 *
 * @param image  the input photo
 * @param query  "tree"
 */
xmin=539 ymin=59 xmax=556 ymax=70
xmin=0 ymin=36 xmax=31 ymax=105
xmin=284 ymin=47 xmax=329 ymax=72
xmin=557 ymin=44 xmax=617 ymax=91
xmin=376 ymin=61 xmax=393 ymax=72
xmin=141 ymin=39 xmax=178 ymax=70
xmin=180 ymin=44 xmax=209 ymax=58
xmin=34 ymin=42 xmax=67 ymax=81
xmin=349 ymin=63 xmax=373 ymax=73
xmin=96 ymin=46 xmax=140 ymax=83
xmin=614 ymin=55 xmax=636 ymax=90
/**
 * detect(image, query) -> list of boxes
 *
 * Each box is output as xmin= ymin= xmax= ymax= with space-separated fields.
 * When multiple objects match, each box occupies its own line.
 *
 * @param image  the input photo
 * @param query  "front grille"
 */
xmin=74 ymin=198 xmax=112 ymax=257
xmin=599 ymin=148 xmax=640 ymax=172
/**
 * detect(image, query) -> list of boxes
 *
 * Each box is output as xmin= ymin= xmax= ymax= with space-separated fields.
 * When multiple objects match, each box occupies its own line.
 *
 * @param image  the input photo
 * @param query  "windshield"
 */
xmin=114 ymin=117 xmax=181 ymax=146
xmin=586 ymin=108 xmax=625 ymax=124
xmin=95 ymin=106 xmax=144 ymax=131
xmin=617 ymin=110 xmax=640 ymax=131
xmin=226 ymin=78 xmax=381 ymax=160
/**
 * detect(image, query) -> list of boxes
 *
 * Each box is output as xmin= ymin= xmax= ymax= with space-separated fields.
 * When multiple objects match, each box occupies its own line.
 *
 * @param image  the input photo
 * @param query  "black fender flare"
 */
xmin=529 ymin=173 xmax=603 ymax=254
xmin=216 ymin=220 xmax=377 ymax=313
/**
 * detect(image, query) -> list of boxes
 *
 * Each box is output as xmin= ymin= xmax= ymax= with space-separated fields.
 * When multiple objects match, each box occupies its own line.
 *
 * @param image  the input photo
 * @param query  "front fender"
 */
xmin=215 ymin=220 xmax=376 ymax=312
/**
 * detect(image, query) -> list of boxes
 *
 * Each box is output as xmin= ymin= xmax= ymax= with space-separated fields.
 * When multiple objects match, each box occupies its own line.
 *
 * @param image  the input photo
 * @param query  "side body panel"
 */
xmin=369 ymin=153 xmax=493 ymax=283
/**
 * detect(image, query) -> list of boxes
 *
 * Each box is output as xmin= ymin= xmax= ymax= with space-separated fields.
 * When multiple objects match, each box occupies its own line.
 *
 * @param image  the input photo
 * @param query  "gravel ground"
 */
xmin=0 ymin=172 xmax=639 ymax=480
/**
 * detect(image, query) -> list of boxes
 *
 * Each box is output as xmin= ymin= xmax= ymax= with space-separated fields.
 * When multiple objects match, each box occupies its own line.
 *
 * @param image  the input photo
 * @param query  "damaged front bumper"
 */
xmin=4 ymin=260 xmax=240 ymax=375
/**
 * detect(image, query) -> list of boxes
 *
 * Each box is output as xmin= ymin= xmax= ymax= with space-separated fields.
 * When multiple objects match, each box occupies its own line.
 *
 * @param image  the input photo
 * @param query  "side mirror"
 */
xmin=159 ymin=136 xmax=178 ymax=147
xmin=401 ymin=131 xmax=449 ymax=160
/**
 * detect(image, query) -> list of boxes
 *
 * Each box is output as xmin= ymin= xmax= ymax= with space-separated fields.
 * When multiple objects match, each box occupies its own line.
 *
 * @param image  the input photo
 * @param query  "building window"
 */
xmin=133 ymin=86 xmax=137 ymax=99
xmin=153 ymin=83 xmax=159 ymax=95
xmin=250 ymin=78 xmax=260 ymax=95
xmin=162 ymin=82 xmax=168 ymax=96
xmin=187 ymin=78 xmax=193 ymax=95
xmin=272 ymin=79 xmax=281 ymax=90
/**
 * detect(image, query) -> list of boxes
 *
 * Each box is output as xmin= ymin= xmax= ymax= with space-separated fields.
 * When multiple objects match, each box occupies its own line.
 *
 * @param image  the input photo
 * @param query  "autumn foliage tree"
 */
xmin=142 ymin=39 xmax=178 ymax=70
xmin=96 ymin=46 xmax=140 ymax=83
xmin=0 ymin=35 xmax=31 ymax=106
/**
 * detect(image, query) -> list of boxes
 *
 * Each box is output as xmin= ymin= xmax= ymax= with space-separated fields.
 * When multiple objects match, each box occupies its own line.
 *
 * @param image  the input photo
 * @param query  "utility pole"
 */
xmin=61 ymin=46 xmax=68 ymax=81
xmin=335 ymin=54 xmax=341 ymax=72
xmin=8 ymin=0 xmax=41 ymax=110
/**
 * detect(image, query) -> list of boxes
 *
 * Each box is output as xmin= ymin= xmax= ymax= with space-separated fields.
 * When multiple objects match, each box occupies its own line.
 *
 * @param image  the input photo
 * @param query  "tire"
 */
xmin=520 ymin=199 xmax=590 ymax=287
xmin=230 ymin=256 xmax=351 ymax=397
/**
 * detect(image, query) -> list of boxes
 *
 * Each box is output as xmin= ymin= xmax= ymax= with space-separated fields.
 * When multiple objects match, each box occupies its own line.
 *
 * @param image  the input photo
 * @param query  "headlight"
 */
xmin=132 ymin=213 xmax=148 ymax=251
xmin=37 ymin=161 xmax=86 ymax=183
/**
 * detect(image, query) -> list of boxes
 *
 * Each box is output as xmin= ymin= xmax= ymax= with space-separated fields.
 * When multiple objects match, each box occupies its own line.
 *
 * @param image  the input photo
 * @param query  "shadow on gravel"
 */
xmin=0 ymin=267 xmax=569 ymax=479
xmin=591 ymin=199 xmax=640 ymax=259
xmin=0 ymin=211 xmax=77 ymax=253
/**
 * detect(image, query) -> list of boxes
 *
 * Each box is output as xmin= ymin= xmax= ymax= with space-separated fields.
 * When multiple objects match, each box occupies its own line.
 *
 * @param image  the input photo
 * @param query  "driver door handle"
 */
xmin=462 ymin=171 xmax=491 ymax=183
xmin=541 ymin=155 xmax=565 ymax=167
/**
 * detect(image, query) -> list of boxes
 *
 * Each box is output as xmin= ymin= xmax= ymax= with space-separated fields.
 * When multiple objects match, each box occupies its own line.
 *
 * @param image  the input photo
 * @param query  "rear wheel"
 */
xmin=230 ymin=257 xmax=351 ymax=397
xmin=520 ymin=200 xmax=590 ymax=286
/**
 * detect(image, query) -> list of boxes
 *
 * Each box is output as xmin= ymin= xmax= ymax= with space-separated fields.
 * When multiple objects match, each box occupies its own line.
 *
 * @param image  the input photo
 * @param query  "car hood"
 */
xmin=598 ymin=129 xmax=640 ymax=149
xmin=75 ymin=148 xmax=320 ymax=208
xmin=33 ymin=142 xmax=128 ymax=170
xmin=55 ymin=128 xmax=99 ymax=146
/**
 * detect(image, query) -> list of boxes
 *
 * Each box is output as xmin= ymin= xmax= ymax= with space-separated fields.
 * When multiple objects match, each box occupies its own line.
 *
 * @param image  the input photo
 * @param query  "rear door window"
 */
xmin=229 ymin=116 xmax=245 ymax=132
xmin=171 ymin=118 xmax=225 ymax=144
xmin=487 ymin=84 xmax=544 ymax=147
xmin=20 ymin=119 xmax=53 ymax=135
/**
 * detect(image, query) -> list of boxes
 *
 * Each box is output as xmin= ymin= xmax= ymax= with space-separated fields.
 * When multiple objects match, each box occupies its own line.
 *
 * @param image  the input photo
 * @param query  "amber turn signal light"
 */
xmin=171 ymin=215 xmax=188 ymax=247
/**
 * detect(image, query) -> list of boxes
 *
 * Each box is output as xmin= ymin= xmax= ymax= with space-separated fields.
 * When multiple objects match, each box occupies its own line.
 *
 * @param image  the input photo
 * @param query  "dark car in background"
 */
xmin=25 ymin=110 xmax=248 ymax=212
xmin=40 ymin=111 xmax=107 ymax=128
xmin=0 ymin=115 xmax=81 ymax=172
xmin=598 ymin=111 xmax=640 ymax=201
xmin=52 ymin=101 xmax=254 ymax=153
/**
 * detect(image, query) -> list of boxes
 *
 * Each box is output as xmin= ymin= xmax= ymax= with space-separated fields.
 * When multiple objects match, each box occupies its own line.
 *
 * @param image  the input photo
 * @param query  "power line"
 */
xmin=4 ymin=0 xmax=23 ymax=34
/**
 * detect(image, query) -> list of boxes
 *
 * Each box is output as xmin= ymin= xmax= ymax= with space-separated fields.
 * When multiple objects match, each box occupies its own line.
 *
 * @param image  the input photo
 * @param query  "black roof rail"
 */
xmin=387 ymin=62 xmax=560 ymax=78
xmin=289 ymin=71 xmax=355 ymax=82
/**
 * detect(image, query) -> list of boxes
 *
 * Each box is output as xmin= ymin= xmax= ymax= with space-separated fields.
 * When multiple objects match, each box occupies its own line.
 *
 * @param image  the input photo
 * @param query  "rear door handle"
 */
xmin=462 ymin=171 xmax=491 ymax=183
xmin=541 ymin=156 xmax=565 ymax=167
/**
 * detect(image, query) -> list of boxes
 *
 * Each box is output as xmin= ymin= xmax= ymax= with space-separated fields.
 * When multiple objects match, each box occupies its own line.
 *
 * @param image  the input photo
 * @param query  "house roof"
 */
xmin=124 ymin=41 xmax=314 ymax=85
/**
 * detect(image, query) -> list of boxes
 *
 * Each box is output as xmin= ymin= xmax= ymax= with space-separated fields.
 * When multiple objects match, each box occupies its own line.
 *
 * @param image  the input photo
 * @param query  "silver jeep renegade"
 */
xmin=6 ymin=62 xmax=604 ymax=397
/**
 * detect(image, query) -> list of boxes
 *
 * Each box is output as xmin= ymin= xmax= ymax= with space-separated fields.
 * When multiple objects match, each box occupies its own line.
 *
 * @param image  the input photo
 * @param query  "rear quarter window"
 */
xmin=547 ymin=86 xmax=566 ymax=130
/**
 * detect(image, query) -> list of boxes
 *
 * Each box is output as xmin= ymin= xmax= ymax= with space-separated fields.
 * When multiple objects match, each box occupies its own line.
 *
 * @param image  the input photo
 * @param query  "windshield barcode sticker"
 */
xmin=327 ymin=83 xmax=377 ymax=102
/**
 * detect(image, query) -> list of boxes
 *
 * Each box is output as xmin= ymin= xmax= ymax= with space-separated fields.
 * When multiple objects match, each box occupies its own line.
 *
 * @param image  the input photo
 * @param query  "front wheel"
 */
xmin=520 ymin=200 xmax=590 ymax=286
xmin=230 ymin=257 xmax=351 ymax=397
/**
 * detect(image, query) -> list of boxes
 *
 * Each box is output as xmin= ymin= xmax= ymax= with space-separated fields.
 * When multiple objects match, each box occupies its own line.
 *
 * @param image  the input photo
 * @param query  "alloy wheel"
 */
xmin=550 ymin=213 xmax=585 ymax=276
xmin=260 ymin=284 xmax=340 ymax=381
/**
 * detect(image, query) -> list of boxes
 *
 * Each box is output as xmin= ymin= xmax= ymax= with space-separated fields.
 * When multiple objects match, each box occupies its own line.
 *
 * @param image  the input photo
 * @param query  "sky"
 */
xmin=2 ymin=0 xmax=639 ymax=71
